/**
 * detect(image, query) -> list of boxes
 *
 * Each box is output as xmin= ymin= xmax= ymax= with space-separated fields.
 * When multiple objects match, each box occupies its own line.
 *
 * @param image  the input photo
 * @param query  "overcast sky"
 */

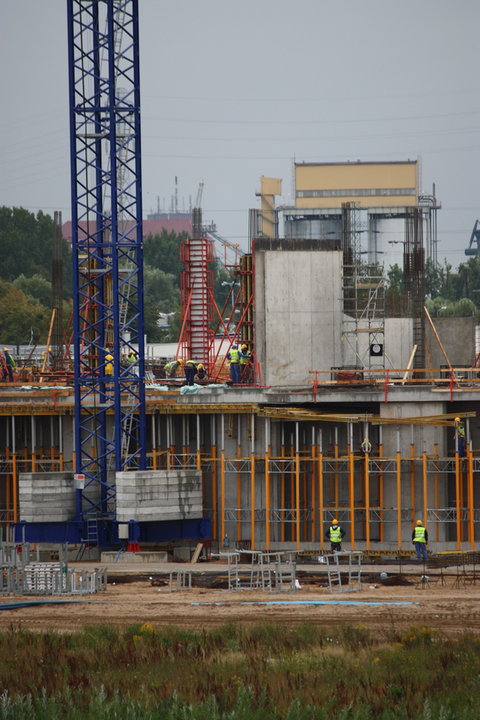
xmin=1 ymin=0 xmax=479 ymax=268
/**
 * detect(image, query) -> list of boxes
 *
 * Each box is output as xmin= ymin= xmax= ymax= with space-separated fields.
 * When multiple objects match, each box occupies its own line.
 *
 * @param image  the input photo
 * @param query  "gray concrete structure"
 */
xmin=425 ymin=316 xmax=475 ymax=370
xmin=115 ymin=469 xmax=203 ymax=523
xmin=255 ymin=241 xmax=344 ymax=386
xmin=19 ymin=472 xmax=76 ymax=523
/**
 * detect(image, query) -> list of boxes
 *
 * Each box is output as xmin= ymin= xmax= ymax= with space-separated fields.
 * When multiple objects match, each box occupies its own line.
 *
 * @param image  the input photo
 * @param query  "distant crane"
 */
xmin=465 ymin=220 xmax=480 ymax=256
xmin=194 ymin=182 xmax=204 ymax=210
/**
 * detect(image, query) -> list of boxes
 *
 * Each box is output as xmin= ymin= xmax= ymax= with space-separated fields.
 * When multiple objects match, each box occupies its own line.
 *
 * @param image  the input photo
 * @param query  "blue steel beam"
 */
xmin=67 ymin=0 xmax=146 ymax=523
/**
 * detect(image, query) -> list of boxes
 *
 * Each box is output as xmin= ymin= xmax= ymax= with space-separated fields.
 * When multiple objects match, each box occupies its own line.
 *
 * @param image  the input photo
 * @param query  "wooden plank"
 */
xmin=401 ymin=345 xmax=417 ymax=385
xmin=40 ymin=309 xmax=56 ymax=380
xmin=190 ymin=542 xmax=204 ymax=564
xmin=424 ymin=305 xmax=456 ymax=381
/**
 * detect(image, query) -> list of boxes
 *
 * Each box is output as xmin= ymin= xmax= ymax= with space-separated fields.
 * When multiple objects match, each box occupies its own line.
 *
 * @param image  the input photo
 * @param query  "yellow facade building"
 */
xmin=295 ymin=160 xmax=418 ymax=209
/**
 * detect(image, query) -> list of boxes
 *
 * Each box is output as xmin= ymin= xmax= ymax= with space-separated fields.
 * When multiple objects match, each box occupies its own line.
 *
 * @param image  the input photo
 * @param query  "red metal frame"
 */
xmin=178 ymin=231 xmax=256 ymax=383
xmin=178 ymin=229 xmax=215 ymax=366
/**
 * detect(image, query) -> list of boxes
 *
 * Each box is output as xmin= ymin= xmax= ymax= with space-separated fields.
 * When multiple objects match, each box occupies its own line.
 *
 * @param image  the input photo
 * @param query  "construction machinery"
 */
xmin=464 ymin=220 xmax=480 ymax=256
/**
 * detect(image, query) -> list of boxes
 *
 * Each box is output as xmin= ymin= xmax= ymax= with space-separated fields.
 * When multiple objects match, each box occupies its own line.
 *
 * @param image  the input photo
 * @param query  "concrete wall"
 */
xmin=384 ymin=318 xmax=414 ymax=370
xmin=115 ymin=470 xmax=203 ymax=523
xmin=342 ymin=316 xmax=413 ymax=370
xmin=255 ymin=245 xmax=344 ymax=386
xmin=19 ymin=472 xmax=76 ymax=523
xmin=425 ymin=316 xmax=475 ymax=368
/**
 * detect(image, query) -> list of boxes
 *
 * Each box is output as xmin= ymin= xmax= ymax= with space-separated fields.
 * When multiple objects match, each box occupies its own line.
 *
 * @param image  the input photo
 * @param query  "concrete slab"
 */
xmin=101 ymin=551 xmax=169 ymax=563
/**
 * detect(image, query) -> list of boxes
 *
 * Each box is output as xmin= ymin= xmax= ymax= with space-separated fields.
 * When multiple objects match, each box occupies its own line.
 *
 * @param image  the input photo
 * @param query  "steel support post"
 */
xmin=67 ymin=0 xmax=146 ymax=526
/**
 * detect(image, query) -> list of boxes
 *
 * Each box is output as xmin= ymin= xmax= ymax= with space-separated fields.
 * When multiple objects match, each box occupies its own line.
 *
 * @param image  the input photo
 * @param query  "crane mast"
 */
xmin=67 ymin=0 xmax=146 ymax=533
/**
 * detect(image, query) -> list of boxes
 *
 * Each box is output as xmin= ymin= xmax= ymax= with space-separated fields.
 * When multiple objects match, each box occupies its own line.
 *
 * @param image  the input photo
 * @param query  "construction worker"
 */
xmin=0 ymin=352 xmax=7 ymax=381
xmin=455 ymin=417 xmax=466 ymax=457
xmin=127 ymin=349 xmax=137 ymax=366
xmin=412 ymin=520 xmax=428 ymax=562
xmin=184 ymin=359 xmax=197 ymax=386
xmin=127 ymin=349 xmax=139 ymax=376
xmin=196 ymin=363 xmax=207 ymax=381
xmin=164 ymin=358 xmax=183 ymax=378
xmin=3 ymin=347 xmax=15 ymax=383
xmin=41 ymin=346 xmax=53 ymax=369
xmin=227 ymin=344 xmax=240 ymax=384
xmin=239 ymin=343 xmax=253 ymax=384
xmin=325 ymin=518 xmax=345 ymax=552
xmin=105 ymin=349 xmax=114 ymax=377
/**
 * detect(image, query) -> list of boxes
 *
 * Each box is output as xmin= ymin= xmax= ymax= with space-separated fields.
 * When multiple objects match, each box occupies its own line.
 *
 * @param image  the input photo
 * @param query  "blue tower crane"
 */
xmin=67 ymin=0 xmax=146 ymax=545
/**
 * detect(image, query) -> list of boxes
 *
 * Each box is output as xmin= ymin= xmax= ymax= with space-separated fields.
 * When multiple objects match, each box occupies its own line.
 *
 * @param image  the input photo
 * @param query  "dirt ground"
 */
xmin=1 ymin=561 xmax=479 ymax=636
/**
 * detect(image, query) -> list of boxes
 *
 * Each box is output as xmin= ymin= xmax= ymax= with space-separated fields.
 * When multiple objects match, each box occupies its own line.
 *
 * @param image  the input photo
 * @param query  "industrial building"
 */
xmin=279 ymin=159 xmax=440 ymax=269
xmin=0 ymin=0 xmax=478 ymax=558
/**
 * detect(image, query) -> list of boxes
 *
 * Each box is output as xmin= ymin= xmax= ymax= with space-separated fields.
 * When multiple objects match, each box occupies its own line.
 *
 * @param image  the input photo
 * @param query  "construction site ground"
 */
xmin=1 ymin=559 xmax=479 ymax=636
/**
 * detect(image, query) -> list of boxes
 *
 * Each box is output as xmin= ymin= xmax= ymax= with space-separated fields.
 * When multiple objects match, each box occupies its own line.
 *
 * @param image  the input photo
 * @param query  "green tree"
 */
xmin=424 ymin=258 xmax=445 ymax=299
xmin=0 ymin=206 xmax=72 ymax=297
xmin=13 ymin=274 xmax=52 ymax=307
xmin=143 ymin=266 xmax=179 ymax=311
xmin=142 ymin=265 xmax=180 ymax=342
xmin=385 ymin=263 xmax=404 ymax=316
xmin=426 ymin=296 xmax=476 ymax=317
xmin=0 ymin=279 xmax=50 ymax=343
xmin=143 ymin=230 xmax=186 ymax=281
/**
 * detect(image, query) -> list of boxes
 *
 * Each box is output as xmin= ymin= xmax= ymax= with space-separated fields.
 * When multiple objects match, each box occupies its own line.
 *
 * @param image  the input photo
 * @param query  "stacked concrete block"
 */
xmin=115 ymin=470 xmax=203 ymax=523
xmin=19 ymin=472 xmax=76 ymax=523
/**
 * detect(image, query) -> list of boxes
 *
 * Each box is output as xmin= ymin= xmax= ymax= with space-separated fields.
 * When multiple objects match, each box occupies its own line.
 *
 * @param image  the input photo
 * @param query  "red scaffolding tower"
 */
xmin=178 ymin=209 xmax=256 ymax=383
xmin=178 ymin=209 xmax=215 ymax=367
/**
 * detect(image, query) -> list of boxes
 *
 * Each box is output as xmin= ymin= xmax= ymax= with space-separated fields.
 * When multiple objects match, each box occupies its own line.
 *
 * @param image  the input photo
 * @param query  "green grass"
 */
xmin=0 ymin=623 xmax=479 ymax=718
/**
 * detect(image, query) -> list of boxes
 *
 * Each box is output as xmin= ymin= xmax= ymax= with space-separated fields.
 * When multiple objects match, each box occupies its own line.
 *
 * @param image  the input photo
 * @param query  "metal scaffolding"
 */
xmin=179 ymin=208 xmax=215 ymax=367
xmin=0 ymin=408 xmax=478 ymax=551
xmin=341 ymin=203 xmax=386 ymax=369
xmin=67 ymin=0 xmax=146 ymax=532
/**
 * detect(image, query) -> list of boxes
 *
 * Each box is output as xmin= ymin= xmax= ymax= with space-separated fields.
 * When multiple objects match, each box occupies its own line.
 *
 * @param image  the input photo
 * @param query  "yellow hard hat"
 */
xmin=241 ymin=344 xmax=247 ymax=349
xmin=454 ymin=417 xmax=461 ymax=422
xmin=332 ymin=518 xmax=338 ymax=525
xmin=197 ymin=363 xmax=204 ymax=369
xmin=3 ymin=347 xmax=8 ymax=352
xmin=178 ymin=358 xmax=184 ymax=364
xmin=416 ymin=520 xmax=423 ymax=526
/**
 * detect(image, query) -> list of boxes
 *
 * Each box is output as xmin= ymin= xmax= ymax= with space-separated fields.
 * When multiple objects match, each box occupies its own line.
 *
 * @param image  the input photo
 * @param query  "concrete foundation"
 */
xmin=101 ymin=550 xmax=169 ymax=563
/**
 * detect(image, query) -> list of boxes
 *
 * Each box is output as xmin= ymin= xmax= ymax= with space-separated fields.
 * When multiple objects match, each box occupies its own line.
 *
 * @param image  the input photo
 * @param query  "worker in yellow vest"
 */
xmin=196 ymin=363 xmax=207 ymax=381
xmin=412 ymin=520 xmax=428 ymax=562
xmin=325 ymin=518 xmax=345 ymax=552
xmin=184 ymin=359 xmax=197 ymax=386
xmin=105 ymin=349 xmax=114 ymax=377
xmin=455 ymin=417 xmax=466 ymax=457
xmin=227 ymin=344 xmax=240 ymax=384
xmin=164 ymin=358 xmax=183 ymax=378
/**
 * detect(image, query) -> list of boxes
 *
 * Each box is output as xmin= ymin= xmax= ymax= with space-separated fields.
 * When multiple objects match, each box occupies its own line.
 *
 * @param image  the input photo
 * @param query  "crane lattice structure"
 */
xmin=67 ymin=0 xmax=146 ymax=531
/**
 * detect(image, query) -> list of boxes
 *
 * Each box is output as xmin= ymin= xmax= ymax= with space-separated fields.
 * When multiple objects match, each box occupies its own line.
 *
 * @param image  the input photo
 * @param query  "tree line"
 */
xmin=385 ymin=257 xmax=480 ymax=319
xmin=0 ymin=207 xmax=232 ymax=345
